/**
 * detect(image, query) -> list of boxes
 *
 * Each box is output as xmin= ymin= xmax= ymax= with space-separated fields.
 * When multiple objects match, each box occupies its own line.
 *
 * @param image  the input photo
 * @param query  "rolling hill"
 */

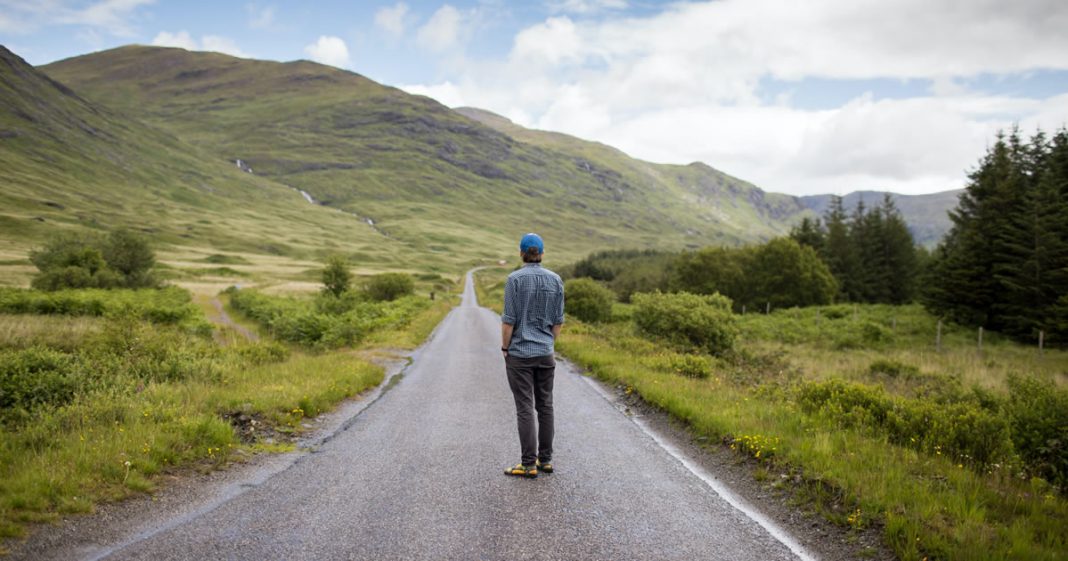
xmin=1 ymin=43 xmax=959 ymax=287
xmin=39 ymin=46 xmax=816 ymax=261
xmin=0 ymin=44 xmax=429 ymax=281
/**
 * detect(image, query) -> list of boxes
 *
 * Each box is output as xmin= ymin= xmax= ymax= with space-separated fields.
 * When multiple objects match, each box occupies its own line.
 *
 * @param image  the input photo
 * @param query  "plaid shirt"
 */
xmin=501 ymin=263 xmax=565 ymax=358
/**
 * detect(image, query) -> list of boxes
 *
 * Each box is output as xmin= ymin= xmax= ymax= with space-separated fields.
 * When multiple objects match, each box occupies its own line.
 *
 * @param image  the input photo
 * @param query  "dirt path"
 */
xmin=208 ymin=296 xmax=259 ymax=343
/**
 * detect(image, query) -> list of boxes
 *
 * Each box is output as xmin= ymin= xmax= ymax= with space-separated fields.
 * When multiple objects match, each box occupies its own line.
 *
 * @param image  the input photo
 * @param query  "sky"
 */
xmin=2 ymin=0 xmax=1068 ymax=196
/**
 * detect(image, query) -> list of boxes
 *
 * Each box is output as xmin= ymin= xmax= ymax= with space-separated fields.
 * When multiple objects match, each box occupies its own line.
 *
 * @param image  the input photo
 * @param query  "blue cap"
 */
xmin=519 ymin=233 xmax=544 ymax=254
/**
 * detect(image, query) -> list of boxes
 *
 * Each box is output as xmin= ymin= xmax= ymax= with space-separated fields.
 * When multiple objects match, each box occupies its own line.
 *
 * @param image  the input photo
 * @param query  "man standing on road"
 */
xmin=501 ymin=233 xmax=565 ymax=479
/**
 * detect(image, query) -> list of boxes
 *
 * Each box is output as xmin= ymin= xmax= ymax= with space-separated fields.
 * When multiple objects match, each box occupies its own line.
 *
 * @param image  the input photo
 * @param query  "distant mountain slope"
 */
xmin=42 ymin=46 xmax=810 ymax=263
xmin=0 ymin=45 xmax=412 ymax=268
xmin=799 ymin=190 xmax=961 ymax=246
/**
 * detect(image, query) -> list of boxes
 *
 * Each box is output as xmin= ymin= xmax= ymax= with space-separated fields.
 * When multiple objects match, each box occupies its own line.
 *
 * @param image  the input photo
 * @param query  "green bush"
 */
xmin=1006 ymin=374 xmax=1068 ymax=489
xmin=798 ymin=379 xmax=1014 ymax=470
xmin=229 ymin=289 xmax=428 ymax=347
xmin=667 ymin=353 xmax=712 ymax=379
xmin=0 ymin=287 xmax=199 ymax=326
xmin=29 ymin=230 xmax=158 ymax=290
xmin=321 ymin=255 xmax=352 ymax=297
xmin=365 ymin=273 xmax=414 ymax=302
xmin=565 ymin=278 xmax=615 ymax=323
xmin=632 ymin=291 xmax=737 ymax=355
xmin=868 ymin=359 xmax=920 ymax=379
xmin=0 ymin=346 xmax=80 ymax=415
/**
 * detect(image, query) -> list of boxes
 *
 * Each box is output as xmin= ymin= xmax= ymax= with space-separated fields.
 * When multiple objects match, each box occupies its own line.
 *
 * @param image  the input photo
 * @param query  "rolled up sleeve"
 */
xmin=501 ymin=277 xmax=517 ymax=325
xmin=553 ymin=280 xmax=565 ymax=325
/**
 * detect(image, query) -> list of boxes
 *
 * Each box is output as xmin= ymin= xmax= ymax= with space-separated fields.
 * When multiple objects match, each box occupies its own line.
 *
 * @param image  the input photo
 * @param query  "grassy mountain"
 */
xmin=799 ymin=190 xmax=961 ymax=246
xmin=40 ymin=45 xmax=811 ymax=267
xmin=0 ymin=44 xmax=435 ymax=286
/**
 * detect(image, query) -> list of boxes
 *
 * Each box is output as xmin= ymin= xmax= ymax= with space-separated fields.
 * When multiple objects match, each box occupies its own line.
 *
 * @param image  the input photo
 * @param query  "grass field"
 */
xmin=0 ymin=271 xmax=457 ymax=548
xmin=475 ymin=269 xmax=1068 ymax=561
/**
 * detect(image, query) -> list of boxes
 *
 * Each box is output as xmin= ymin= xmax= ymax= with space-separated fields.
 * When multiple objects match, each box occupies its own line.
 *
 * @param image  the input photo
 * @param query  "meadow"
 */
xmin=0 ymin=271 xmax=456 ymax=547
xmin=476 ymin=268 xmax=1068 ymax=561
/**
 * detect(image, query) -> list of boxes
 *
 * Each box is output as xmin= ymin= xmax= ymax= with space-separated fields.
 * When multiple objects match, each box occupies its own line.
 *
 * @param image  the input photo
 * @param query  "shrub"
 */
xmin=667 ymin=353 xmax=712 ymax=379
xmin=29 ymin=230 xmax=159 ymax=290
xmin=565 ymin=278 xmax=615 ymax=323
xmin=1006 ymin=374 xmax=1068 ymax=489
xmin=798 ymin=379 xmax=1014 ymax=470
xmin=0 ymin=346 xmax=80 ymax=415
xmin=868 ymin=359 xmax=919 ymax=379
xmin=366 ymin=273 xmax=414 ymax=302
xmin=321 ymin=255 xmax=352 ymax=297
xmin=632 ymin=291 xmax=737 ymax=355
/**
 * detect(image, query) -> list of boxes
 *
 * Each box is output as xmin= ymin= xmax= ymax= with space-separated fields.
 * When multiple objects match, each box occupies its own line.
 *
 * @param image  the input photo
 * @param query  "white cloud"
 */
xmin=403 ymin=81 xmax=466 ymax=107
xmin=0 ymin=0 xmax=154 ymax=36
xmin=417 ymin=4 xmax=463 ymax=51
xmin=400 ymin=0 xmax=1068 ymax=195
xmin=375 ymin=2 xmax=409 ymax=37
xmin=152 ymin=31 xmax=248 ymax=57
xmin=152 ymin=30 xmax=197 ymax=50
xmin=303 ymin=35 xmax=351 ymax=68
xmin=247 ymin=4 xmax=274 ymax=29
xmin=547 ymin=0 xmax=627 ymax=14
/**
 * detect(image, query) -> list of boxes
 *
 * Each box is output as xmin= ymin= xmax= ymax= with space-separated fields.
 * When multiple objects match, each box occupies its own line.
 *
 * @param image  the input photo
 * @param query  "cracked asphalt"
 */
xmin=81 ymin=272 xmax=804 ymax=561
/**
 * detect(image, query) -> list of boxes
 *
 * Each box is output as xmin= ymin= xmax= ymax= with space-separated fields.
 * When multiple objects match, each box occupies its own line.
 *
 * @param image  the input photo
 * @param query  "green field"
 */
xmin=476 ymin=269 xmax=1068 ymax=561
xmin=0 ymin=274 xmax=455 ymax=547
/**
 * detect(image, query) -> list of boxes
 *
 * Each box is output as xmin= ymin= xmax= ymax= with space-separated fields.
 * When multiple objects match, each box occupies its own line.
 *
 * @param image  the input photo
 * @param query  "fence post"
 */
xmin=741 ymin=305 xmax=746 ymax=315
xmin=978 ymin=326 xmax=984 ymax=353
xmin=892 ymin=317 xmax=897 ymax=331
xmin=936 ymin=320 xmax=942 ymax=352
xmin=1039 ymin=330 xmax=1045 ymax=357
xmin=766 ymin=302 xmax=770 ymax=315
xmin=853 ymin=304 xmax=858 ymax=321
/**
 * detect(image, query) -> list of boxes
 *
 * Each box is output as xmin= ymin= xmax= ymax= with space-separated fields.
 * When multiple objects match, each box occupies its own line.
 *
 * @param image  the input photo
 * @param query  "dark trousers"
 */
xmin=505 ymin=354 xmax=555 ymax=466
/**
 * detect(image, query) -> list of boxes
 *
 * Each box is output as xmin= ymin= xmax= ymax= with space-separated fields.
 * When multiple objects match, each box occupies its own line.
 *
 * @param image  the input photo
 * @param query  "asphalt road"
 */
xmin=88 ymin=271 xmax=808 ymax=561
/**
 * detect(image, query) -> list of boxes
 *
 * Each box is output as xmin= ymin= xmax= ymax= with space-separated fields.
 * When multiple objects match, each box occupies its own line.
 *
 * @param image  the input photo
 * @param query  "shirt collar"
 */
xmin=522 ymin=263 xmax=543 ymax=268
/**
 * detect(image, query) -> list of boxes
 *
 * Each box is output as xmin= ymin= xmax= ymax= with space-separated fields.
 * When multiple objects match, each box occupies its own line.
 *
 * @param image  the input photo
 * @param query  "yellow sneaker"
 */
xmin=504 ymin=463 xmax=538 ymax=478
xmin=536 ymin=460 xmax=553 ymax=474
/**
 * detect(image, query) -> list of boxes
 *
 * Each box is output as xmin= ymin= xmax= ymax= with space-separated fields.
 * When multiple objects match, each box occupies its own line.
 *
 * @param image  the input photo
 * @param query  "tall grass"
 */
xmin=471 ymin=271 xmax=1068 ymax=560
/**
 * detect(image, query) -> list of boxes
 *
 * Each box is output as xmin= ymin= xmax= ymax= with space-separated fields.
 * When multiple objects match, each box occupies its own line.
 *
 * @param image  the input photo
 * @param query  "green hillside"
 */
xmin=0 ymin=45 xmax=432 ymax=286
xmin=40 ymin=45 xmax=809 ymax=264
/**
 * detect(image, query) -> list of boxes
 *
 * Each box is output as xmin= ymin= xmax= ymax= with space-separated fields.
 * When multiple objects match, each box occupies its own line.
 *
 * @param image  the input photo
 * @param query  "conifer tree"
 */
xmin=820 ymin=196 xmax=861 ymax=301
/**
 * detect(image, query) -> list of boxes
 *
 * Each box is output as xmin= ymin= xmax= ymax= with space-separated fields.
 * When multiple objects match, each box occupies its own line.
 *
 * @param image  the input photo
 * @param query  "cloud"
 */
xmin=547 ymin=0 xmax=626 ymax=14
xmin=399 ymin=0 xmax=1068 ymax=195
xmin=152 ymin=30 xmax=198 ymax=50
xmin=375 ymin=2 xmax=409 ymax=37
xmin=152 ymin=31 xmax=248 ymax=57
xmin=303 ymin=35 xmax=351 ymax=68
xmin=247 ymin=4 xmax=274 ymax=29
xmin=417 ymin=4 xmax=463 ymax=51
xmin=0 ymin=0 xmax=154 ymax=36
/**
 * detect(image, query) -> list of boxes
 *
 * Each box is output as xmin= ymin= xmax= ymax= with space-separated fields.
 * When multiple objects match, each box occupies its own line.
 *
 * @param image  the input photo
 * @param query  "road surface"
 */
xmin=66 ymin=271 xmax=812 ymax=560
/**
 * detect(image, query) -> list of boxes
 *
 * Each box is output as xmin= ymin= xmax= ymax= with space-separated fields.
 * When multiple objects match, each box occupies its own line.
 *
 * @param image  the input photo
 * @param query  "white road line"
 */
xmin=579 ymin=375 xmax=819 ymax=561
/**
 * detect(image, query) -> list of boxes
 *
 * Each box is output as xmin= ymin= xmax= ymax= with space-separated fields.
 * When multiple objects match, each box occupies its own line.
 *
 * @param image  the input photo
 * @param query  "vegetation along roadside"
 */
xmin=476 ymin=263 xmax=1068 ymax=561
xmin=0 ymin=237 xmax=457 ymax=547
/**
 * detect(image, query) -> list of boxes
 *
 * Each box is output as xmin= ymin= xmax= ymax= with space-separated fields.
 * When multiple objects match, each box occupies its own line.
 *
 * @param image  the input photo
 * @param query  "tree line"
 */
xmin=924 ymin=128 xmax=1068 ymax=342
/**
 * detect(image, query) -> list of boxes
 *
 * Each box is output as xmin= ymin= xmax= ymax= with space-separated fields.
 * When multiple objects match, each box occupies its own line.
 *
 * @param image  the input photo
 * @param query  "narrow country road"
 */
xmin=64 ymin=272 xmax=810 ymax=560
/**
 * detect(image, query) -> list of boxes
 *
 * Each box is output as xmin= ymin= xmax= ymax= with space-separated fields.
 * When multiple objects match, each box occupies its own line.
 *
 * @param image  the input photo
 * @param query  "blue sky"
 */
xmin=2 ymin=0 xmax=1067 ymax=196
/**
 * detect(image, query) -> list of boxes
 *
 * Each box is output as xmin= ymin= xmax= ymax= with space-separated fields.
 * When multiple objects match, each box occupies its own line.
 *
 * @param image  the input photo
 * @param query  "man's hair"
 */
xmin=522 ymin=246 xmax=542 ymax=263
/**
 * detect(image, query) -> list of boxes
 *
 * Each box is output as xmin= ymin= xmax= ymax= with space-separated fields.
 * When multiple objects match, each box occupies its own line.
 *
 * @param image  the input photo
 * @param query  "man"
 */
xmin=501 ymin=233 xmax=565 ymax=479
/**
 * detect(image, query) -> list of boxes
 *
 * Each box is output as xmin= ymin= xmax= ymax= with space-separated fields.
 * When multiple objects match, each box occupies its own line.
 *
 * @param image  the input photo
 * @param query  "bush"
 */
xmin=1006 ymin=374 xmax=1068 ymax=489
xmin=798 ymin=379 xmax=1014 ymax=470
xmin=0 ymin=287 xmax=199 ymax=326
xmin=29 ymin=230 xmax=158 ymax=290
xmin=565 ymin=278 xmax=615 ymax=323
xmin=365 ymin=273 xmax=414 ymax=302
xmin=868 ymin=359 xmax=919 ymax=379
xmin=321 ymin=255 xmax=352 ymax=297
xmin=667 ymin=353 xmax=712 ymax=379
xmin=632 ymin=291 xmax=737 ymax=355
xmin=0 ymin=346 xmax=81 ymax=415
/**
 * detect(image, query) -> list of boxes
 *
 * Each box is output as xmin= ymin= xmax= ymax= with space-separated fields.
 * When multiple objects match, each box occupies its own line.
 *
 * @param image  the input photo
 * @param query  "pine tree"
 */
xmin=820 ymin=196 xmax=861 ymax=301
xmin=926 ymin=132 xmax=1021 ymax=327
xmin=878 ymin=194 xmax=919 ymax=304
xmin=789 ymin=216 xmax=825 ymax=252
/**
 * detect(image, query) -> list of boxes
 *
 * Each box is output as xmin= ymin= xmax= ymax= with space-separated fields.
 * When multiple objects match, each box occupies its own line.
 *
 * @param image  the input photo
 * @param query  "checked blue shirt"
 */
xmin=501 ymin=263 xmax=565 ymax=358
